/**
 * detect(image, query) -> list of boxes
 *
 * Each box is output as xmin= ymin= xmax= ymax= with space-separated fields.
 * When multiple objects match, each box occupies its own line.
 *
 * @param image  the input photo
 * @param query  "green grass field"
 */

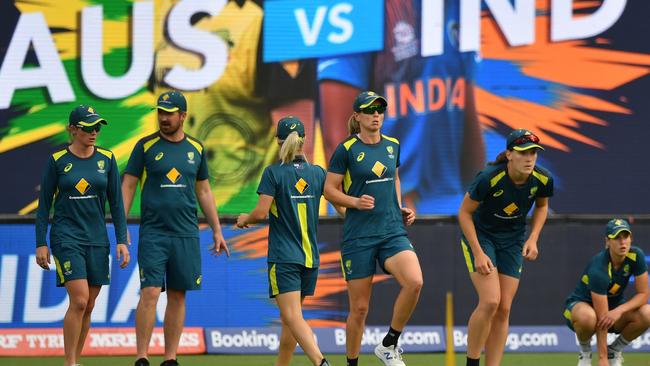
xmin=3 ymin=353 xmax=649 ymax=366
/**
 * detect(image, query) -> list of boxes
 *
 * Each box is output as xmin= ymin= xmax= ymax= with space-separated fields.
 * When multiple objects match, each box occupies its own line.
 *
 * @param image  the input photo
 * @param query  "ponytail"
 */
xmin=279 ymin=131 xmax=305 ymax=164
xmin=347 ymin=114 xmax=360 ymax=135
xmin=488 ymin=150 xmax=509 ymax=166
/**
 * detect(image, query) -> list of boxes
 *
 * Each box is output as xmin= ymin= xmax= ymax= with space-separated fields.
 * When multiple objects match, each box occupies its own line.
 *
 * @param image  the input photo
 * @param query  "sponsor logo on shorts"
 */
xmin=196 ymin=275 xmax=202 ymax=285
xmin=345 ymin=259 xmax=352 ymax=275
xmin=139 ymin=268 xmax=145 ymax=282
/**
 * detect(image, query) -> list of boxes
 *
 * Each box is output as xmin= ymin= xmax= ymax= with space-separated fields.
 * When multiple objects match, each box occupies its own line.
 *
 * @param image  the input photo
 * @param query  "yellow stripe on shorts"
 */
xmin=270 ymin=264 xmax=279 ymax=296
xmin=461 ymin=239 xmax=475 ymax=272
xmin=52 ymin=255 xmax=65 ymax=284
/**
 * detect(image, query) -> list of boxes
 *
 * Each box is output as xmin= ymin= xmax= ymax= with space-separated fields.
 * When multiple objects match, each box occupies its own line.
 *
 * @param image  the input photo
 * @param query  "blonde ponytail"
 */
xmin=348 ymin=114 xmax=360 ymax=135
xmin=279 ymin=131 xmax=305 ymax=164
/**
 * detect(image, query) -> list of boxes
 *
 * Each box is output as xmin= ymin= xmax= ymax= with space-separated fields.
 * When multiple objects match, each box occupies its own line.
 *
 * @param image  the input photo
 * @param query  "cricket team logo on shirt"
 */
xmin=528 ymin=186 xmax=538 ymax=199
xmin=97 ymin=160 xmax=105 ymax=173
xmin=623 ymin=264 xmax=630 ymax=276
xmin=295 ymin=178 xmax=309 ymax=194
xmin=371 ymin=161 xmax=387 ymax=178
xmin=386 ymin=146 xmax=394 ymax=159
xmin=187 ymin=152 xmax=195 ymax=164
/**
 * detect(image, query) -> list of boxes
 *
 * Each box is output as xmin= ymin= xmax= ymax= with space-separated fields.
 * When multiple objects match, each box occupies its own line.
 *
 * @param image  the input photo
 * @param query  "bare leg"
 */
xmin=276 ymin=292 xmax=323 ymax=365
xmin=571 ymin=302 xmax=597 ymax=342
xmin=135 ymin=286 xmax=162 ymax=360
xmin=485 ymin=274 xmax=520 ymax=366
xmin=614 ymin=303 xmax=650 ymax=341
xmin=383 ymin=250 xmax=423 ymax=331
xmin=163 ymin=289 xmax=186 ymax=361
xmin=74 ymin=285 xmax=102 ymax=361
xmin=345 ymin=276 xmax=373 ymax=358
xmin=63 ymin=280 xmax=89 ymax=366
xmin=466 ymin=272 xmax=500 ymax=359
xmin=275 ymin=320 xmax=298 ymax=366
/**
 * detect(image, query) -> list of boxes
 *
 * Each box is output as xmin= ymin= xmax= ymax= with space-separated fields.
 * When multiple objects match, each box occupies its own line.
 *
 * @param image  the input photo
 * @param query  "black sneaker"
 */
xmin=160 ymin=359 xmax=180 ymax=366
xmin=134 ymin=358 xmax=150 ymax=366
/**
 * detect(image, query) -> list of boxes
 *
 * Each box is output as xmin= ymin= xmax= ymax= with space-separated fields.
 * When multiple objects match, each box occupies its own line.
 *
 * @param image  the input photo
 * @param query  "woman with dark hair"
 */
xmin=458 ymin=129 xmax=553 ymax=366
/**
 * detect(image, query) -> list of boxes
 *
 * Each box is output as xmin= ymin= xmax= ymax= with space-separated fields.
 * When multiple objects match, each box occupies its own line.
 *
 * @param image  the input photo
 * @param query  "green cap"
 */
xmin=353 ymin=91 xmax=387 ymax=112
xmin=276 ymin=116 xmax=305 ymax=140
xmin=606 ymin=218 xmax=632 ymax=239
xmin=68 ymin=105 xmax=107 ymax=127
xmin=506 ymin=129 xmax=544 ymax=151
xmin=154 ymin=90 xmax=187 ymax=112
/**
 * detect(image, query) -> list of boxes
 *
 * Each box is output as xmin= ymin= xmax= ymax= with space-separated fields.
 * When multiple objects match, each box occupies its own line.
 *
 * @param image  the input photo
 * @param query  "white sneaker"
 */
xmin=577 ymin=352 xmax=591 ymax=366
xmin=374 ymin=343 xmax=406 ymax=366
xmin=608 ymin=350 xmax=624 ymax=366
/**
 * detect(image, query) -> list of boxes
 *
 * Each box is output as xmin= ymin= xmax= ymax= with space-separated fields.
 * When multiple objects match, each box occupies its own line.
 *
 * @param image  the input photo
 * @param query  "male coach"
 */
xmin=122 ymin=91 xmax=230 ymax=366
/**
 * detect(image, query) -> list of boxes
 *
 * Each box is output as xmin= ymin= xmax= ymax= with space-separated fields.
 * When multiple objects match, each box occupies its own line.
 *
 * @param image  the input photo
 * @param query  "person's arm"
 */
xmin=236 ymin=194 xmax=274 ymax=228
xmin=460 ymin=81 xmax=485 ymax=185
xmin=395 ymin=168 xmax=414 ymax=226
xmin=121 ymin=142 xmax=144 ymax=244
xmin=602 ymin=271 xmax=649 ymax=328
xmin=196 ymin=179 xmax=229 ymax=257
xmin=107 ymin=155 xmax=129 ymax=268
xmin=323 ymin=172 xmax=374 ymax=210
xmin=35 ymin=157 xmax=57 ymax=270
xmin=523 ymin=196 xmax=549 ymax=261
xmin=458 ymin=193 xmax=494 ymax=275
xmin=591 ymin=292 xmax=611 ymax=363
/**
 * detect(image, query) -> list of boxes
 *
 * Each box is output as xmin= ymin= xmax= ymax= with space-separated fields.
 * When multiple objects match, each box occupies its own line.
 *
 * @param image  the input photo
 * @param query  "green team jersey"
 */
xmin=257 ymin=157 xmax=325 ymax=268
xmin=468 ymin=163 xmax=553 ymax=241
xmin=566 ymin=246 xmax=647 ymax=308
xmin=124 ymin=132 xmax=209 ymax=237
xmin=328 ymin=134 xmax=406 ymax=242
xmin=35 ymin=147 xmax=127 ymax=247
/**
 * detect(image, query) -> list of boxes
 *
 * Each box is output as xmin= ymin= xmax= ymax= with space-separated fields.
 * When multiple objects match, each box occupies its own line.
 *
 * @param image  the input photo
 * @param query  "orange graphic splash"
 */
xmin=478 ymin=0 xmax=650 ymax=151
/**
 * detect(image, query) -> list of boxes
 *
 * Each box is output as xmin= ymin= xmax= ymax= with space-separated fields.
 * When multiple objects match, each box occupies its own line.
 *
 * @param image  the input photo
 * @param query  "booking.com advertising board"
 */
xmin=2 ymin=1 xmax=650 ymax=216
xmin=1 ymin=223 xmax=650 ymax=356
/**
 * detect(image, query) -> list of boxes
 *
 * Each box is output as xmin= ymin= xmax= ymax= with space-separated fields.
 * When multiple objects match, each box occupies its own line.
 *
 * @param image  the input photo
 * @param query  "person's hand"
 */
xmin=210 ymin=231 xmax=230 ymax=257
xmin=236 ymin=214 xmax=249 ymax=229
xmin=401 ymin=207 xmax=415 ymax=226
xmin=36 ymin=246 xmax=50 ymax=270
xmin=116 ymin=244 xmax=130 ymax=269
xmin=597 ymin=308 xmax=622 ymax=330
xmin=474 ymin=251 xmax=495 ymax=275
xmin=522 ymin=238 xmax=539 ymax=261
xmin=354 ymin=195 xmax=374 ymax=210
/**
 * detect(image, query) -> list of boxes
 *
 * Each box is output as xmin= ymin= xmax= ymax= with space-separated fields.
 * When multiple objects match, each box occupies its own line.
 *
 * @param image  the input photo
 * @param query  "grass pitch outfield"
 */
xmin=2 ymin=353 xmax=650 ymax=366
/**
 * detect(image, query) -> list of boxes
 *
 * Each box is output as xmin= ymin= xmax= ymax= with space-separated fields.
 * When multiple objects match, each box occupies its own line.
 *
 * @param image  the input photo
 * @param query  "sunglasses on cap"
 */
xmin=77 ymin=124 xmax=102 ymax=133
xmin=360 ymin=105 xmax=386 ymax=115
xmin=509 ymin=133 xmax=539 ymax=147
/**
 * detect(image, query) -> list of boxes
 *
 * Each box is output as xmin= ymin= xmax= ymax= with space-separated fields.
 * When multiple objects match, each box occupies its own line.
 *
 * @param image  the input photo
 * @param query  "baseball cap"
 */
xmin=276 ymin=116 xmax=305 ymax=140
xmin=353 ymin=91 xmax=387 ymax=112
xmin=68 ymin=105 xmax=107 ymax=127
xmin=606 ymin=218 xmax=632 ymax=238
xmin=154 ymin=90 xmax=187 ymax=112
xmin=506 ymin=129 xmax=544 ymax=151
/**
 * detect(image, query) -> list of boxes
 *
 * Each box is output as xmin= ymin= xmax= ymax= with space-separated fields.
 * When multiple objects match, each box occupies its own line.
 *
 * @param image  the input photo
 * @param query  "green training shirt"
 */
xmin=257 ymin=157 xmax=325 ymax=268
xmin=467 ymin=163 xmax=553 ymax=241
xmin=35 ymin=147 xmax=127 ymax=247
xmin=566 ymin=246 xmax=647 ymax=308
xmin=124 ymin=132 xmax=209 ymax=237
xmin=328 ymin=134 xmax=406 ymax=242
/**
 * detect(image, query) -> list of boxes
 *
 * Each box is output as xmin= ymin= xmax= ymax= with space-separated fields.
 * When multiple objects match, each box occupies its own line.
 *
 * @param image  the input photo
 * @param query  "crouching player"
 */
xmin=564 ymin=219 xmax=650 ymax=366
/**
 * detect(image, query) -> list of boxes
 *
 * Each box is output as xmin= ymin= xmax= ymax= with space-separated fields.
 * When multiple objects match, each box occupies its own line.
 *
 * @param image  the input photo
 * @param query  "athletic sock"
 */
xmin=608 ymin=335 xmax=631 ymax=352
xmin=466 ymin=357 xmax=480 ymax=366
xmin=346 ymin=357 xmax=358 ymax=366
xmin=579 ymin=339 xmax=592 ymax=353
xmin=382 ymin=326 xmax=402 ymax=347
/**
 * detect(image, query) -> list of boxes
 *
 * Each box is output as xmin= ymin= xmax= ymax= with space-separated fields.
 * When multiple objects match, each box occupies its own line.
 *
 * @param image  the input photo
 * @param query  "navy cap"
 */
xmin=353 ymin=91 xmax=387 ymax=112
xmin=506 ymin=129 xmax=544 ymax=151
xmin=606 ymin=218 xmax=632 ymax=239
xmin=68 ymin=105 xmax=107 ymax=127
xmin=276 ymin=116 xmax=305 ymax=140
xmin=154 ymin=90 xmax=187 ymax=112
